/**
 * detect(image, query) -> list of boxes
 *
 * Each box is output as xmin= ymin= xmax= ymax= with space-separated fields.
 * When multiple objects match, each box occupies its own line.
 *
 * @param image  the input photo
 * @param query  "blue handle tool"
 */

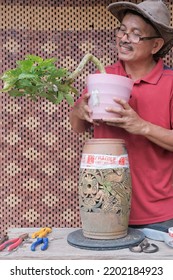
xmin=31 ymin=237 xmax=49 ymax=251
xmin=41 ymin=237 xmax=49 ymax=251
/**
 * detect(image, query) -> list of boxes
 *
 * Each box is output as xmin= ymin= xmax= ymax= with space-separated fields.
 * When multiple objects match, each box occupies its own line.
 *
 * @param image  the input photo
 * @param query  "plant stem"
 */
xmin=68 ymin=53 xmax=106 ymax=81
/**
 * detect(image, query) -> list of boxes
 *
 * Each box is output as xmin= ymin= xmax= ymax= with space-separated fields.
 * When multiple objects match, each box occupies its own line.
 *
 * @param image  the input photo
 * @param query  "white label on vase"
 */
xmin=91 ymin=89 xmax=99 ymax=106
xmin=80 ymin=153 xmax=129 ymax=169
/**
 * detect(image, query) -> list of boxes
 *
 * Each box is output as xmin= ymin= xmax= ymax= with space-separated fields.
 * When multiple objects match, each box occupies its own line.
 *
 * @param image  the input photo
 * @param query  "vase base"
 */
xmin=82 ymin=229 xmax=127 ymax=240
xmin=67 ymin=227 xmax=145 ymax=251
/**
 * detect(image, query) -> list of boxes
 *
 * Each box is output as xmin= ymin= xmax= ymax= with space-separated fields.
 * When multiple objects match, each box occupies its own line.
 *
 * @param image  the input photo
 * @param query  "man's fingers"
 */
xmin=85 ymin=113 xmax=93 ymax=123
xmin=103 ymin=117 xmax=125 ymax=124
xmin=113 ymin=97 xmax=131 ymax=109
xmin=105 ymin=98 xmax=131 ymax=116
xmin=105 ymin=106 xmax=126 ymax=116
xmin=83 ymin=92 xmax=91 ymax=101
xmin=84 ymin=104 xmax=92 ymax=114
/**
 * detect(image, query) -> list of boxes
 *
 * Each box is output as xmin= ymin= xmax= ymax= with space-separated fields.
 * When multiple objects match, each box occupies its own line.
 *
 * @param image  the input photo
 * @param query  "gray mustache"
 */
xmin=119 ymin=41 xmax=133 ymax=51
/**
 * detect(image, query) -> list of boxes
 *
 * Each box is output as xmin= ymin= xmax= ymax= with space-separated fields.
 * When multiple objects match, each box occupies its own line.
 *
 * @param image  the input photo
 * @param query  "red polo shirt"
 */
xmin=93 ymin=59 xmax=173 ymax=225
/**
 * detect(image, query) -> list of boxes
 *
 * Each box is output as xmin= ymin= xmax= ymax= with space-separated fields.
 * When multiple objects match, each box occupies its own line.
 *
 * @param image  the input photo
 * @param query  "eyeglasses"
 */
xmin=115 ymin=27 xmax=161 ymax=44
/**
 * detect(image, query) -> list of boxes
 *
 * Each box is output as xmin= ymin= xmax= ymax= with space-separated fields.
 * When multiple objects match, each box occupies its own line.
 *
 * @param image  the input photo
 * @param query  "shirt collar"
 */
xmin=118 ymin=58 xmax=164 ymax=85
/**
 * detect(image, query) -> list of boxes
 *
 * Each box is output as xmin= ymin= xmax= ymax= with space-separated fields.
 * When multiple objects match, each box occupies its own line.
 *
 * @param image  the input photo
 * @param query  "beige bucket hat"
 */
xmin=107 ymin=0 xmax=173 ymax=57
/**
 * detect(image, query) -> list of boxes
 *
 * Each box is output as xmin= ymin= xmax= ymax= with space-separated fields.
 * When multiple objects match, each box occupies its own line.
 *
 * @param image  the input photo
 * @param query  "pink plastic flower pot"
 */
xmin=87 ymin=73 xmax=134 ymax=120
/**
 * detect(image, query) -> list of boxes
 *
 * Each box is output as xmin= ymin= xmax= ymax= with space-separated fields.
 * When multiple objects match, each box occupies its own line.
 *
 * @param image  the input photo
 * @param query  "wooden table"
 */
xmin=0 ymin=228 xmax=172 ymax=260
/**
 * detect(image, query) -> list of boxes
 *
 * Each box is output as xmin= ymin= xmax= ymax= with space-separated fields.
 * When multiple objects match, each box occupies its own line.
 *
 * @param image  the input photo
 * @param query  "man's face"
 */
xmin=116 ymin=13 xmax=160 ymax=63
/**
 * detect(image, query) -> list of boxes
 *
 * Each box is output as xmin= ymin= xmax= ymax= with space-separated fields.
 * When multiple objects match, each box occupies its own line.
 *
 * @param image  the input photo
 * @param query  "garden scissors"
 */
xmin=0 ymin=233 xmax=28 ymax=252
xmin=129 ymin=238 xmax=159 ymax=253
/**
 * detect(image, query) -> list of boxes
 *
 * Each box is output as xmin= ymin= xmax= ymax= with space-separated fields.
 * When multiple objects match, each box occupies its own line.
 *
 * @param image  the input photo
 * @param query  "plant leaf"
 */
xmin=69 ymin=85 xmax=78 ymax=95
xmin=56 ymin=91 xmax=64 ymax=104
xmin=64 ymin=93 xmax=74 ymax=105
xmin=16 ymin=60 xmax=34 ymax=72
xmin=18 ymin=73 xmax=37 ymax=80
xmin=25 ymin=54 xmax=43 ymax=63
xmin=8 ymin=89 xmax=25 ymax=97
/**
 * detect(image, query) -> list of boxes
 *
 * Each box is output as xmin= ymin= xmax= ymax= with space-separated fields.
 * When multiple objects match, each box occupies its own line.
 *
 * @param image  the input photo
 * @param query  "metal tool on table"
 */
xmin=0 ymin=235 xmax=9 ymax=245
xmin=0 ymin=233 xmax=29 ymax=252
xmin=31 ymin=227 xmax=52 ymax=251
xmin=129 ymin=238 xmax=159 ymax=253
xmin=136 ymin=227 xmax=173 ymax=248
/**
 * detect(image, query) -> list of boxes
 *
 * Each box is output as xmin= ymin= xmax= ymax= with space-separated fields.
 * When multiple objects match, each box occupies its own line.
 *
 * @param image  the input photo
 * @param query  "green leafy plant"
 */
xmin=0 ymin=53 xmax=106 ymax=106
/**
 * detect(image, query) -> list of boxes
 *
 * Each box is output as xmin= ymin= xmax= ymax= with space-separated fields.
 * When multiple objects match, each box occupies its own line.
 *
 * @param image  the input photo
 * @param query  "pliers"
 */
xmin=31 ymin=227 xmax=52 ymax=238
xmin=31 ymin=227 xmax=52 ymax=251
xmin=0 ymin=233 xmax=28 ymax=252
xmin=31 ymin=237 xmax=49 ymax=251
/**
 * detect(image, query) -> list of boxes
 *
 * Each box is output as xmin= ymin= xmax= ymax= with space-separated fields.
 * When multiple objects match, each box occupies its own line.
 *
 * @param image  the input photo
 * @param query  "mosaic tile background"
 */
xmin=0 ymin=0 xmax=173 ymax=234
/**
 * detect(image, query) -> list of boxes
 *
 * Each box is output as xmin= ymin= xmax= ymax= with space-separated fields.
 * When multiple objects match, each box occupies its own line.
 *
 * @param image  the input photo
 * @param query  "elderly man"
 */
xmin=69 ymin=1 xmax=173 ymax=231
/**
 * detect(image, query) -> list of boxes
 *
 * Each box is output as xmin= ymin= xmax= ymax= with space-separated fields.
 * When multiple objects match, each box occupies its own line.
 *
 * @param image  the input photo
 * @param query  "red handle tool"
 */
xmin=0 ymin=233 xmax=28 ymax=252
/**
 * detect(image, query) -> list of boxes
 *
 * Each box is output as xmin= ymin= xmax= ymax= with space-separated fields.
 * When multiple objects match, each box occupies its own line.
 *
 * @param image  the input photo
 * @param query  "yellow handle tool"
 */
xmin=31 ymin=227 xmax=52 ymax=238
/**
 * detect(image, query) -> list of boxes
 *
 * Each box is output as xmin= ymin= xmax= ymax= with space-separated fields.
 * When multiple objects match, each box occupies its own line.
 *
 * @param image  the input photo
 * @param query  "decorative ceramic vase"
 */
xmin=79 ymin=138 xmax=132 ymax=240
xmin=87 ymin=73 xmax=134 ymax=121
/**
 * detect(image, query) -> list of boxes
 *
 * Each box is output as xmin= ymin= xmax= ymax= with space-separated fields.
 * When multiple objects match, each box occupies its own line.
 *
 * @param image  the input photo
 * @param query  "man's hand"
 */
xmin=104 ymin=98 xmax=148 ymax=135
xmin=75 ymin=93 xmax=93 ymax=123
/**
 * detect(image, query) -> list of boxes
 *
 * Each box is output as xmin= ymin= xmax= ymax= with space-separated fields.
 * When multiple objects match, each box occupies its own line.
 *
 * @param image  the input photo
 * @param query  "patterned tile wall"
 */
xmin=0 ymin=0 xmax=172 ymax=234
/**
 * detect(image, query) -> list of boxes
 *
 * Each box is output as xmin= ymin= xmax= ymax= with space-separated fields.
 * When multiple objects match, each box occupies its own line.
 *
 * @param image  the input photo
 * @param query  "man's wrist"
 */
xmin=141 ymin=120 xmax=151 ymax=136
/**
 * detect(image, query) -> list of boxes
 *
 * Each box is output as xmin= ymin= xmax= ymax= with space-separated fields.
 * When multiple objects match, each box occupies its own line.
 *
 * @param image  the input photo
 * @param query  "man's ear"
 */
xmin=152 ymin=38 xmax=165 ymax=55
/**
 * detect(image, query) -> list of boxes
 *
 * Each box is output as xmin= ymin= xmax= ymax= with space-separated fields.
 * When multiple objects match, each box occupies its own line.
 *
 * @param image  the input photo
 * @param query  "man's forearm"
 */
xmin=143 ymin=121 xmax=173 ymax=152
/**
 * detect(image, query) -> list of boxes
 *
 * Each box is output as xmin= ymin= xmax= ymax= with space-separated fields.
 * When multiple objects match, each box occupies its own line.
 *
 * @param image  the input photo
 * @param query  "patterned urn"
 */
xmin=79 ymin=138 xmax=132 ymax=239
